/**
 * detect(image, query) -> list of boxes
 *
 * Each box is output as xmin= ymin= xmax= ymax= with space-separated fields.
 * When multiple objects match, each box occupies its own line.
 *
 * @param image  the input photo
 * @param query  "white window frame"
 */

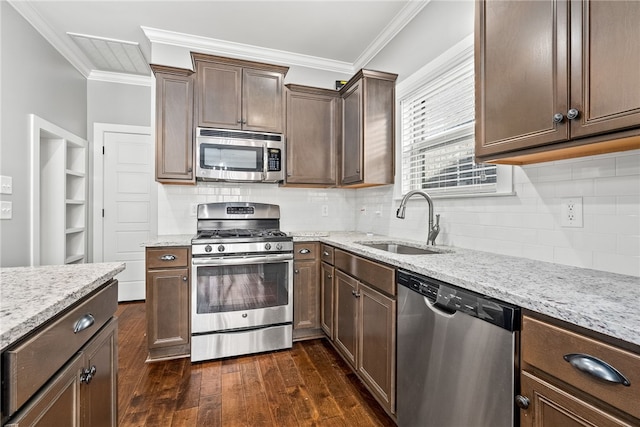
xmin=395 ymin=34 xmax=513 ymax=199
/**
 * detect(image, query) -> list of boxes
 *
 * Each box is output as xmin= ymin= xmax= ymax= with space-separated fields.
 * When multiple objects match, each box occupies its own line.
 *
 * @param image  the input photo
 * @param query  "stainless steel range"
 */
xmin=191 ymin=202 xmax=293 ymax=362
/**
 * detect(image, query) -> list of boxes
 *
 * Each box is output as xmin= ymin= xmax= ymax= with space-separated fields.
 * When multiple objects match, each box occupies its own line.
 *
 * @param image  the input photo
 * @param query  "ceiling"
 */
xmin=9 ymin=0 xmax=437 ymax=79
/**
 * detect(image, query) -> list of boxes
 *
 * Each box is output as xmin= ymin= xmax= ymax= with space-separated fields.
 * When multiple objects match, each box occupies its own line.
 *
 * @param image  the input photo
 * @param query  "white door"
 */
xmin=93 ymin=124 xmax=155 ymax=301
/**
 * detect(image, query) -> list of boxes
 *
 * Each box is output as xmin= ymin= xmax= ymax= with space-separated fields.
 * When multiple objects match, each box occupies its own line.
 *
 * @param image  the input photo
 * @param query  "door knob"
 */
xmin=553 ymin=113 xmax=564 ymax=123
xmin=515 ymin=395 xmax=530 ymax=409
xmin=567 ymin=108 xmax=579 ymax=120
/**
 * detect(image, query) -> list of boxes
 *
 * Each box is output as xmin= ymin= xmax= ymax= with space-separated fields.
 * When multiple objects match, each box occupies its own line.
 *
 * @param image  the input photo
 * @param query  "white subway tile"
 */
xmin=615 ymin=151 xmax=640 ymax=176
xmin=594 ymin=175 xmax=640 ymax=196
xmin=571 ymin=157 xmax=616 ymax=180
xmin=617 ymin=195 xmax=640 ymax=215
xmin=553 ymin=247 xmax=593 ymax=269
xmin=593 ymin=252 xmax=640 ymax=276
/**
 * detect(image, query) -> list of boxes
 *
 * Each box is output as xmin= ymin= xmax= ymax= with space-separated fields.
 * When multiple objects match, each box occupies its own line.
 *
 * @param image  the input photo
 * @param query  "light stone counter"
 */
xmin=0 ymin=262 xmax=125 ymax=351
xmin=142 ymin=234 xmax=193 ymax=247
xmin=290 ymin=232 xmax=640 ymax=348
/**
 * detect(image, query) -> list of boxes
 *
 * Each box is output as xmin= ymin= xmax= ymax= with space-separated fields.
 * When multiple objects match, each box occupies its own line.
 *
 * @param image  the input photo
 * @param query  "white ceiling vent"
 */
xmin=67 ymin=32 xmax=149 ymax=75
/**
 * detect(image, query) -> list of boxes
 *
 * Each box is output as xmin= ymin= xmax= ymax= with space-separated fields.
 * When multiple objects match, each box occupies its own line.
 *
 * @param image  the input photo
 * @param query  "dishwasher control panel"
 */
xmin=397 ymin=269 xmax=520 ymax=331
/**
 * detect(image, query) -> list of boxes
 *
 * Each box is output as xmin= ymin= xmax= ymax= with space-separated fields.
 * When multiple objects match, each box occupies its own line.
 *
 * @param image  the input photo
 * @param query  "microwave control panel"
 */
xmin=267 ymin=148 xmax=282 ymax=171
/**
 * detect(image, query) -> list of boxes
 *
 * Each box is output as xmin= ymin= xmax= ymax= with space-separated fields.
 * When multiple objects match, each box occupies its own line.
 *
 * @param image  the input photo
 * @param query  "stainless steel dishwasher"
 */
xmin=396 ymin=270 xmax=520 ymax=427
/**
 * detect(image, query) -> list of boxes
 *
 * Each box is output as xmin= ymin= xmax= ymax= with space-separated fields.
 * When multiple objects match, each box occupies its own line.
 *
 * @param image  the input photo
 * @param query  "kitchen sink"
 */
xmin=358 ymin=242 xmax=442 ymax=255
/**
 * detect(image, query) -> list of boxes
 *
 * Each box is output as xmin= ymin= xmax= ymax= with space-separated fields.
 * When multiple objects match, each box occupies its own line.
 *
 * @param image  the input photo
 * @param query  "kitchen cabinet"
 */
xmin=284 ymin=84 xmax=339 ymax=186
xmin=150 ymin=64 xmax=195 ymax=184
xmin=476 ymin=0 xmax=640 ymax=165
xmin=3 ymin=281 xmax=118 ymax=427
xmin=518 ymin=315 xmax=640 ymax=426
xmin=145 ymin=246 xmax=191 ymax=361
xmin=292 ymin=242 xmax=323 ymax=340
xmin=339 ymin=69 xmax=397 ymax=187
xmin=333 ymin=249 xmax=396 ymax=415
xmin=192 ymin=53 xmax=288 ymax=133
xmin=320 ymin=244 xmax=335 ymax=339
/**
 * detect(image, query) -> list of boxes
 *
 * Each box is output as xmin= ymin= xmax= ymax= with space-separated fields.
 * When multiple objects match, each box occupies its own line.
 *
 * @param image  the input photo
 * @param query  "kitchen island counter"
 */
xmin=291 ymin=232 xmax=640 ymax=348
xmin=0 ymin=262 xmax=125 ymax=351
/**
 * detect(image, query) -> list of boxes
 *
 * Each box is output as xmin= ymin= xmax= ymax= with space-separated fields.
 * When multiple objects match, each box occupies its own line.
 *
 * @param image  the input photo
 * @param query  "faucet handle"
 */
xmin=435 ymin=213 xmax=440 ymax=226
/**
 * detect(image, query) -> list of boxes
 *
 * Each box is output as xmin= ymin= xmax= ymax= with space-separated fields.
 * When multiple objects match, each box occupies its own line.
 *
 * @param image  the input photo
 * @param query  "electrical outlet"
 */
xmin=321 ymin=205 xmax=329 ymax=217
xmin=1 ymin=201 xmax=12 ymax=219
xmin=560 ymin=197 xmax=583 ymax=228
xmin=0 ymin=176 xmax=12 ymax=195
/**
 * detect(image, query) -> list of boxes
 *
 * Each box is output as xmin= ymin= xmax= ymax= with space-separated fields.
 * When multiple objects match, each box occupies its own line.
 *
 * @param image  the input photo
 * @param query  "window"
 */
xmin=400 ymin=42 xmax=510 ymax=196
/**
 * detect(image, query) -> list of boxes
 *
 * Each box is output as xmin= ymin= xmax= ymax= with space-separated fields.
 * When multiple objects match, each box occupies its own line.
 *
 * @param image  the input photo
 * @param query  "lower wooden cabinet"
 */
xmin=293 ymin=242 xmax=323 ymax=340
xmin=5 ymin=319 xmax=118 ymax=427
xmin=145 ymin=246 xmax=191 ymax=361
xmin=519 ymin=315 xmax=640 ymax=426
xmin=332 ymin=253 xmax=396 ymax=416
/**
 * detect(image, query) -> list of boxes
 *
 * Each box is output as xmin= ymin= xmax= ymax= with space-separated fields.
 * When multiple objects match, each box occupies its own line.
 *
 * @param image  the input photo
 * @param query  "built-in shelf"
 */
xmin=31 ymin=115 xmax=88 ymax=266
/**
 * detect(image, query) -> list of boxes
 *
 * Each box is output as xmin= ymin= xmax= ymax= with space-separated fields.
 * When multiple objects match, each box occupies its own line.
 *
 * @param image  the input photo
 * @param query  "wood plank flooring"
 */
xmin=116 ymin=302 xmax=396 ymax=426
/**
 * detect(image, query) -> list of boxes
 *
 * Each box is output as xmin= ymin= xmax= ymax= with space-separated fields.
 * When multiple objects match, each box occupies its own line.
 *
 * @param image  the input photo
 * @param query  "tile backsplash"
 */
xmin=157 ymin=150 xmax=639 ymax=277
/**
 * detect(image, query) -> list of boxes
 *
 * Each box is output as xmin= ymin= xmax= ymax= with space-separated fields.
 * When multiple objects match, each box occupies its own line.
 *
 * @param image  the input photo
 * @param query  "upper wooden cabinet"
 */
xmin=192 ymin=53 xmax=289 ymax=134
xmin=476 ymin=0 xmax=640 ymax=164
xmin=339 ymin=70 xmax=397 ymax=187
xmin=151 ymin=65 xmax=195 ymax=184
xmin=285 ymin=84 xmax=339 ymax=186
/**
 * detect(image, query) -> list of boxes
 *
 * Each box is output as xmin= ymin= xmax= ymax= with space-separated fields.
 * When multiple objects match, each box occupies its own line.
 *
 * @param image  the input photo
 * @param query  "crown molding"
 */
xmin=88 ymin=70 xmax=153 ymax=86
xmin=7 ymin=0 xmax=92 ymax=77
xmin=142 ymin=26 xmax=355 ymax=74
xmin=353 ymin=0 xmax=431 ymax=70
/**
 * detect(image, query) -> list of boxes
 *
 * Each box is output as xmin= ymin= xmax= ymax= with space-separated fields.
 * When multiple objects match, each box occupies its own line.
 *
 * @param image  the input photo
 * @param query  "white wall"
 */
xmin=0 ymin=2 xmax=87 ymax=267
xmin=356 ymin=150 xmax=640 ymax=277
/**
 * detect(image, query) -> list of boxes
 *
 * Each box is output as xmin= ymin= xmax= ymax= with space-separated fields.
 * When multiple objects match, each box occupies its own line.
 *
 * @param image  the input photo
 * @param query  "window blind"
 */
xmin=401 ymin=47 xmax=496 ymax=195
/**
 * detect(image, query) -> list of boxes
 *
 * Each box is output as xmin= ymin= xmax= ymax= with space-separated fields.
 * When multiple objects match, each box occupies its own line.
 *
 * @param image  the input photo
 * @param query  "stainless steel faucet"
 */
xmin=396 ymin=190 xmax=441 ymax=245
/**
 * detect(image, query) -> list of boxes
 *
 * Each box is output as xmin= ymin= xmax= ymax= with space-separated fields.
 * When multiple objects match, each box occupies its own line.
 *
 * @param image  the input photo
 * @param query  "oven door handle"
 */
xmin=192 ymin=253 xmax=293 ymax=265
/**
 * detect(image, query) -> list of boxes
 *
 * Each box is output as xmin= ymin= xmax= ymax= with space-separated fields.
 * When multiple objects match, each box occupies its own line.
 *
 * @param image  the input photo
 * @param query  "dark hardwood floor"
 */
xmin=116 ymin=302 xmax=396 ymax=426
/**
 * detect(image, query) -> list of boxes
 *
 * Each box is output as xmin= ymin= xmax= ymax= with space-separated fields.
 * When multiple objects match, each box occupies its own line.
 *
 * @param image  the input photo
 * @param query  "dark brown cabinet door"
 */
xmin=358 ymin=283 xmax=395 ymax=414
xmin=476 ymin=0 xmax=569 ymax=158
xmin=145 ymin=266 xmax=190 ymax=359
xmin=334 ymin=270 xmax=358 ymax=368
xmin=476 ymin=0 xmax=640 ymax=162
xmin=320 ymin=262 xmax=334 ymax=339
xmin=519 ymin=371 xmax=631 ymax=427
xmin=152 ymin=66 xmax=195 ymax=183
xmin=285 ymin=85 xmax=338 ymax=185
xmin=293 ymin=259 xmax=320 ymax=331
xmin=243 ymin=68 xmax=284 ymax=133
xmin=81 ymin=319 xmax=118 ymax=427
xmin=569 ymin=0 xmax=640 ymax=139
xmin=341 ymin=80 xmax=364 ymax=185
xmin=196 ymin=61 xmax=242 ymax=130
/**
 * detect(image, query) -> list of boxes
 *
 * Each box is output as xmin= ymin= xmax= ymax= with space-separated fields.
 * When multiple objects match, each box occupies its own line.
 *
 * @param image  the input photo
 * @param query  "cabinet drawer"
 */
xmin=294 ymin=242 xmax=319 ymax=260
xmin=146 ymin=247 xmax=189 ymax=269
xmin=320 ymin=244 xmax=334 ymax=265
xmin=4 ymin=280 xmax=118 ymax=415
xmin=334 ymin=249 xmax=395 ymax=296
xmin=522 ymin=316 xmax=640 ymax=419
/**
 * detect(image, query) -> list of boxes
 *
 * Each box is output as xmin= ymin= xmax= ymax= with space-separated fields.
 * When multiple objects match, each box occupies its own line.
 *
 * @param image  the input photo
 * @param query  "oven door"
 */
xmin=191 ymin=254 xmax=293 ymax=334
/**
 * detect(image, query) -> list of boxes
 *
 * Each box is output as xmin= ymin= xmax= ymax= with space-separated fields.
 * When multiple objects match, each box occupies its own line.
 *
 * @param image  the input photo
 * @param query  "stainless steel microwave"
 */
xmin=195 ymin=128 xmax=285 ymax=183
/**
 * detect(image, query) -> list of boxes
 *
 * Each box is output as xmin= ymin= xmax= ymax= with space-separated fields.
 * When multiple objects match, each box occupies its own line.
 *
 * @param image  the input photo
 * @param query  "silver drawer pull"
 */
xmin=563 ymin=353 xmax=631 ymax=386
xmin=160 ymin=254 xmax=177 ymax=261
xmin=323 ymin=251 xmax=330 ymax=256
xmin=298 ymin=248 xmax=311 ymax=254
xmin=73 ymin=313 xmax=95 ymax=333
xmin=80 ymin=365 xmax=97 ymax=384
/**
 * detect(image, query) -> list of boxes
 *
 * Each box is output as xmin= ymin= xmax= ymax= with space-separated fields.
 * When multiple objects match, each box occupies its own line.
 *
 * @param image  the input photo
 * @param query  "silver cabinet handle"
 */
xmin=563 ymin=353 xmax=631 ymax=386
xmin=567 ymin=108 xmax=579 ymax=120
xmin=323 ymin=251 xmax=330 ymax=256
xmin=73 ymin=313 xmax=95 ymax=333
xmin=327 ymin=274 xmax=332 ymax=279
xmin=298 ymin=248 xmax=311 ymax=254
xmin=515 ymin=395 xmax=529 ymax=409
xmin=294 ymin=269 xmax=299 ymax=274
xmin=182 ymin=276 xmax=188 ymax=282
xmin=160 ymin=254 xmax=177 ymax=261
xmin=553 ymin=113 xmax=564 ymax=123
xmin=80 ymin=365 xmax=97 ymax=384
xmin=351 ymin=290 xmax=361 ymax=298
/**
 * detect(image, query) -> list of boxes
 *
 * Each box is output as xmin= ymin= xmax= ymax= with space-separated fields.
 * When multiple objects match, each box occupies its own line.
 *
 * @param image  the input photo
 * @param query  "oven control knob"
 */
xmin=204 ymin=245 xmax=213 ymax=253
xmin=264 ymin=243 xmax=272 ymax=251
xmin=217 ymin=245 xmax=225 ymax=252
xmin=276 ymin=243 xmax=283 ymax=251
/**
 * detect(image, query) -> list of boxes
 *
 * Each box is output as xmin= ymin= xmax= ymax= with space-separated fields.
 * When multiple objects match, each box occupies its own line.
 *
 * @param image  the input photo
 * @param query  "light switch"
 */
xmin=0 ymin=176 xmax=12 ymax=195
xmin=0 ymin=201 xmax=12 ymax=219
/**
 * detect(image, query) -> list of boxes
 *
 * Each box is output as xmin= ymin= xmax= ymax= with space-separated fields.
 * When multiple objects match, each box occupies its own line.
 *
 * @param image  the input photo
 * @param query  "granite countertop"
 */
xmin=0 ymin=262 xmax=125 ymax=351
xmin=143 ymin=234 xmax=193 ymax=247
xmin=291 ymin=232 xmax=640 ymax=348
